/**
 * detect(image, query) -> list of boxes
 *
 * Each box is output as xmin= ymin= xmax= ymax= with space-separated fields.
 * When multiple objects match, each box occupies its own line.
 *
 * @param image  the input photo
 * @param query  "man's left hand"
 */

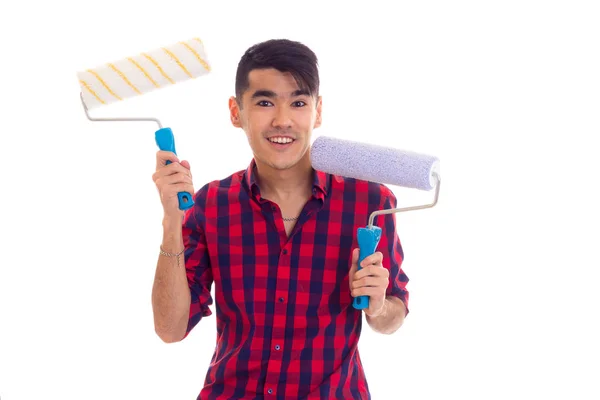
xmin=349 ymin=248 xmax=390 ymax=317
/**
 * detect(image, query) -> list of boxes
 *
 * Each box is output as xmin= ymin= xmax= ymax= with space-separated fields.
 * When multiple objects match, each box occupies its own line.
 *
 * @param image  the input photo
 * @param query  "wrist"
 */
xmin=162 ymin=214 xmax=183 ymax=231
xmin=367 ymin=298 xmax=388 ymax=319
xmin=162 ymin=218 xmax=183 ymax=249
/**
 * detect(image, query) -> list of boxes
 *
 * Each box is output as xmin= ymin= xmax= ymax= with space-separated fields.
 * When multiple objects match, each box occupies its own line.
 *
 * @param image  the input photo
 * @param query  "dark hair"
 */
xmin=235 ymin=39 xmax=319 ymax=106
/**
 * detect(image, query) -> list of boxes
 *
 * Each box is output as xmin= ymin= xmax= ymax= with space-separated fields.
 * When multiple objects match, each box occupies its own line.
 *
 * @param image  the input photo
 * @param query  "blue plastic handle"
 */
xmin=154 ymin=127 xmax=194 ymax=211
xmin=353 ymin=225 xmax=383 ymax=310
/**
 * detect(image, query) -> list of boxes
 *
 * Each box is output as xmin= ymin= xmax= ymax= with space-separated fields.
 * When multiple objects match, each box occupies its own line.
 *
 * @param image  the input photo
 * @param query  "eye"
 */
xmin=257 ymin=100 xmax=273 ymax=107
xmin=292 ymin=101 xmax=306 ymax=107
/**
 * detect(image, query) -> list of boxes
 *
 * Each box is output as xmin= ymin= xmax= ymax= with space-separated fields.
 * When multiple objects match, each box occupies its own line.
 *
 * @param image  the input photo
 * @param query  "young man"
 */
xmin=151 ymin=39 xmax=409 ymax=399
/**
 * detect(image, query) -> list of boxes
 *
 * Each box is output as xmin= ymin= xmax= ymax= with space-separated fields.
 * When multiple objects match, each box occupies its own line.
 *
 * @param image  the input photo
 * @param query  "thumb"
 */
xmin=180 ymin=160 xmax=191 ymax=170
xmin=349 ymin=248 xmax=359 ymax=274
xmin=351 ymin=248 xmax=359 ymax=266
xmin=156 ymin=150 xmax=180 ymax=169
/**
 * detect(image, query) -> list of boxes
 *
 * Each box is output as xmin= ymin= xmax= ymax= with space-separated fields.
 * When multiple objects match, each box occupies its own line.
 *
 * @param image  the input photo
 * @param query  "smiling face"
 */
xmin=229 ymin=68 xmax=322 ymax=171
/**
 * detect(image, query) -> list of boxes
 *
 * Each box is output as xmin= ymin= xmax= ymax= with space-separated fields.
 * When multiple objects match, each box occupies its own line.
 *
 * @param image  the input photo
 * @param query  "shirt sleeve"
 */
xmin=181 ymin=197 xmax=214 ymax=339
xmin=377 ymin=186 xmax=410 ymax=315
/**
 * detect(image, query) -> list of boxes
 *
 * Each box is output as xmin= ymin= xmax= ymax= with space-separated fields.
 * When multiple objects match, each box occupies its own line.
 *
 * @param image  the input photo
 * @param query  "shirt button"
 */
xmin=275 ymin=344 xmax=281 ymax=350
xmin=268 ymin=389 xmax=273 ymax=394
xmin=271 ymin=206 xmax=277 ymax=211
xmin=278 ymin=297 xmax=285 ymax=302
xmin=282 ymin=249 xmax=287 ymax=255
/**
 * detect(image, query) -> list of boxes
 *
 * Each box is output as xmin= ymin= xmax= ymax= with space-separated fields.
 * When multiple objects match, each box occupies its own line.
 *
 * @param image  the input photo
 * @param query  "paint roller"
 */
xmin=310 ymin=135 xmax=441 ymax=310
xmin=76 ymin=38 xmax=211 ymax=210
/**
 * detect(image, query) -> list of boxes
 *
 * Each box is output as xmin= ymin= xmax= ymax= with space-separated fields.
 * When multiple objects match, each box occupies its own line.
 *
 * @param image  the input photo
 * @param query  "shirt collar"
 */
xmin=243 ymin=158 xmax=329 ymax=200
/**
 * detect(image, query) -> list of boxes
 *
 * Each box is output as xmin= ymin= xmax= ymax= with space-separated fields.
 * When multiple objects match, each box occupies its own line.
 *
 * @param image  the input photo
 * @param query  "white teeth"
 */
xmin=269 ymin=137 xmax=293 ymax=144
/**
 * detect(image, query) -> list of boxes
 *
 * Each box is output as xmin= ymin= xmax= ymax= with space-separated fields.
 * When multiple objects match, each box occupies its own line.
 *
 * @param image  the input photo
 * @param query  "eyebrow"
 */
xmin=251 ymin=89 xmax=310 ymax=99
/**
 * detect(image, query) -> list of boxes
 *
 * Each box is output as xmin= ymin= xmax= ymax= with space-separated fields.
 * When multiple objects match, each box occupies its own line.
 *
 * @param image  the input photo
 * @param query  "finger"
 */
xmin=166 ymin=162 xmax=191 ymax=174
xmin=161 ymin=183 xmax=195 ymax=198
xmin=156 ymin=172 xmax=193 ymax=187
xmin=355 ymin=265 xmax=389 ymax=280
xmin=351 ymin=286 xmax=382 ymax=298
xmin=180 ymin=160 xmax=191 ymax=171
xmin=166 ymin=162 xmax=192 ymax=178
xmin=165 ymin=171 xmax=193 ymax=184
xmin=156 ymin=151 xmax=180 ymax=169
xmin=349 ymin=248 xmax=359 ymax=273
xmin=180 ymin=160 xmax=193 ymax=179
xmin=351 ymin=276 xmax=384 ymax=289
xmin=348 ymin=248 xmax=359 ymax=288
xmin=153 ymin=162 xmax=190 ymax=182
xmin=359 ymin=251 xmax=384 ymax=269
xmin=352 ymin=248 xmax=359 ymax=264
xmin=354 ymin=265 xmax=379 ymax=279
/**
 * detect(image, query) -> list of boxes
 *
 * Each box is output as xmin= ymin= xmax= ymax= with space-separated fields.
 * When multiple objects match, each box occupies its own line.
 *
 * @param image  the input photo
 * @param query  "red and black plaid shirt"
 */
xmin=181 ymin=159 xmax=409 ymax=399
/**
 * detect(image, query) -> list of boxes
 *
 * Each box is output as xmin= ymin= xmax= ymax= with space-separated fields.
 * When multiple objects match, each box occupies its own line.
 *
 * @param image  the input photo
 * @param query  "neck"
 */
xmin=255 ymin=156 xmax=313 ymax=202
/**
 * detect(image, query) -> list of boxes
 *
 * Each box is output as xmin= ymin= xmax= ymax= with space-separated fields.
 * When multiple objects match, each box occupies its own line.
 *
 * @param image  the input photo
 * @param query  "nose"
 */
xmin=272 ymin=105 xmax=292 ymax=129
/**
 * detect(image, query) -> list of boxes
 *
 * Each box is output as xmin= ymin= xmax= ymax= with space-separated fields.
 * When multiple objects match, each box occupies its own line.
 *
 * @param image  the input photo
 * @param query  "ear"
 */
xmin=229 ymin=96 xmax=242 ymax=128
xmin=314 ymin=96 xmax=323 ymax=129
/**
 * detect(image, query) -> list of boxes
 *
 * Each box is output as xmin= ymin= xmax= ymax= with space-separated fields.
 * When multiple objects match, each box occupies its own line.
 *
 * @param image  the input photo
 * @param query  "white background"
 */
xmin=1 ymin=1 xmax=599 ymax=399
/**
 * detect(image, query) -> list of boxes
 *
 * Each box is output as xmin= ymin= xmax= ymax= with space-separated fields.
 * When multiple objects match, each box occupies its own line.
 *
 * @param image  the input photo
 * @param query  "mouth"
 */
xmin=266 ymin=136 xmax=296 ymax=149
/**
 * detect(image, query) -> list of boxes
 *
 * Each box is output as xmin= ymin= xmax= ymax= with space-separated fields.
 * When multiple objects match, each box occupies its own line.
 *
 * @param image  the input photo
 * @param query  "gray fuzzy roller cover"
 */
xmin=310 ymin=136 xmax=440 ymax=190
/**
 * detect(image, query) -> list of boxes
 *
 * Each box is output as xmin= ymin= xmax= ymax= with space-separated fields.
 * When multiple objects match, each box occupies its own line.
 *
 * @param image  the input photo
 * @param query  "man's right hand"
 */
xmin=152 ymin=150 xmax=195 ymax=222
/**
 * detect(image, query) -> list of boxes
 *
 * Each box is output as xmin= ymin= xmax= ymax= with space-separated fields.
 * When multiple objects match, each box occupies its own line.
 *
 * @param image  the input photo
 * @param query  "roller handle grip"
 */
xmin=155 ymin=127 xmax=194 ymax=211
xmin=353 ymin=226 xmax=383 ymax=310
